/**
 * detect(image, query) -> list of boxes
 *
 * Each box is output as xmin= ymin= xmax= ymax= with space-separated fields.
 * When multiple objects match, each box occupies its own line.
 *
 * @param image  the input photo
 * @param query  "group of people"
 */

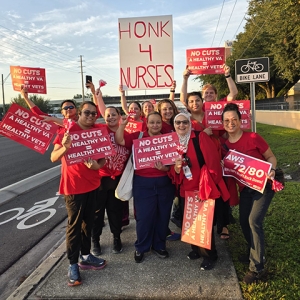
xmin=20 ymin=64 xmax=278 ymax=287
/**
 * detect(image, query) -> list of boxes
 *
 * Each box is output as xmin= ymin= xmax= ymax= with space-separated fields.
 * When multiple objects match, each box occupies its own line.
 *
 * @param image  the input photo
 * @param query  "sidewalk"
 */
xmin=9 ymin=201 xmax=243 ymax=300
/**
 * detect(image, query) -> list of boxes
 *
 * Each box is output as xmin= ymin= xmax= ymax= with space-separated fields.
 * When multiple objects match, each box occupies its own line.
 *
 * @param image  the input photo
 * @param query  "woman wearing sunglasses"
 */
xmin=115 ymin=111 xmax=175 ymax=263
xmin=51 ymin=101 xmax=107 ymax=287
xmin=169 ymin=113 xmax=230 ymax=270
xmin=21 ymin=86 xmax=78 ymax=121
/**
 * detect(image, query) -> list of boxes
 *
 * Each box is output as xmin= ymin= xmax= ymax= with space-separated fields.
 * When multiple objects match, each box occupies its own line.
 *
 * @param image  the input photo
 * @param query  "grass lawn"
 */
xmin=227 ymin=123 xmax=300 ymax=299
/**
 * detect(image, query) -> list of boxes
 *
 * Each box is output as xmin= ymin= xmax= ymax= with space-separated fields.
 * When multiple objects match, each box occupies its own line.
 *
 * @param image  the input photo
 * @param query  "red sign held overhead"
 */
xmin=10 ymin=66 xmax=47 ymax=94
xmin=133 ymin=132 xmax=180 ymax=170
xmin=204 ymin=100 xmax=251 ymax=130
xmin=63 ymin=127 xmax=116 ymax=166
xmin=223 ymin=149 xmax=272 ymax=193
xmin=0 ymin=104 xmax=57 ymax=154
xmin=186 ymin=47 xmax=225 ymax=75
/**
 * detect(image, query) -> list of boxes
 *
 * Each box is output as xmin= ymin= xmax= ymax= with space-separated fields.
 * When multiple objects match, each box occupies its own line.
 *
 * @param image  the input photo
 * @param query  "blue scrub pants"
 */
xmin=133 ymin=174 xmax=175 ymax=253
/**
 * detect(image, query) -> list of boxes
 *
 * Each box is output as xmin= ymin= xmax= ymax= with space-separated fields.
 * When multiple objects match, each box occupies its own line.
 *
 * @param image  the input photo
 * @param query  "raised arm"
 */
xmin=87 ymin=81 xmax=106 ymax=117
xmin=119 ymin=85 xmax=129 ymax=115
xmin=20 ymin=86 xmax=36 ymax=109
xmin=224 ymin=65 xmax=238 ymax=101
xmin=115 ymin=115 xmax=128 ymax=146
xmin=169 ymin=80 xmax=176 ymax=101
xmin=180 ymin=66 xmax=191 ymax=107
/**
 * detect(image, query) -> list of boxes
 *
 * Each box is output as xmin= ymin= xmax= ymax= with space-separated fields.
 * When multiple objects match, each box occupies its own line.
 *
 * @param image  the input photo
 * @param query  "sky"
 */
xmin=0 ymin=0 xmax=249 ymax=104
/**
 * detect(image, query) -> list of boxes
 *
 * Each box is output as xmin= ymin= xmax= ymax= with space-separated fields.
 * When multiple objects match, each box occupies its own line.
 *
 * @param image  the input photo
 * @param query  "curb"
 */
xmin=0 ymin=165 xmax=61 ymax=206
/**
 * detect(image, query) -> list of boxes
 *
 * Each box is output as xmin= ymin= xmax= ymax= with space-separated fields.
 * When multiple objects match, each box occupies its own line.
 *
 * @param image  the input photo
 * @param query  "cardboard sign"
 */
xmin=186 ymin=47 xmax=225 ymax=75
xmin=204 ymin=100 xmax=251 ymax=130
xmin=63 ymin=127 xmax=116 ymax=166
xmin=118 ymin=15 xmax=174 ymax=90
xmin=223 ymin=149 xmax=271 ymax=193
xmin=125 ymin=120 xmax=143 ymax=134
xmin=10 ymin=66 xmax=47 ymax=94
xmin=133 ymin=132 xmax=180 ymax=170
xmin=0 ymin=103 xmax=57 ymax=154
xmin=181 ymin=191 xmax=215 ymax=250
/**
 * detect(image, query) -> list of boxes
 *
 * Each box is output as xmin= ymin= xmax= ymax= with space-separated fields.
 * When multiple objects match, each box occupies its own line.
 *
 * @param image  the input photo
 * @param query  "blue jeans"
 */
xmin=239 ymin=183 xmax=274 ymax=272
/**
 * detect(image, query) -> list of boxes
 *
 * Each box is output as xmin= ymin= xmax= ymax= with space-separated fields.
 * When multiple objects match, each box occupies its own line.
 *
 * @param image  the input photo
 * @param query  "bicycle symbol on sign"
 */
xmin=0 ymin=196 xmax=61 ymax=229
xmin=241 ymin=61 xmax=264 ymax=73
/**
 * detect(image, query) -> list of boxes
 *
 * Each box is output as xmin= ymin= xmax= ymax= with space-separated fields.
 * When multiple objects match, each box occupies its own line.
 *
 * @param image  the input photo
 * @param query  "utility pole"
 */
xmin=1 ymin=73 xmax=10 ymax=115
xmin=79 ymin=55 xmax=85 ymax=102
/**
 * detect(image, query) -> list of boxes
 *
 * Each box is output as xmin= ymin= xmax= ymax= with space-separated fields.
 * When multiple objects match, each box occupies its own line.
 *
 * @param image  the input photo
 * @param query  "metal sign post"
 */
xmin=235 ymin=57 xmax=270 ymax=133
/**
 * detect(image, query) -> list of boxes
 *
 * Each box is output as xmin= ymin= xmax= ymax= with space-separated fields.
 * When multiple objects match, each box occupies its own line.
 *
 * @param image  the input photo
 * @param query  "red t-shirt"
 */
xmin=53 ymin=123 xmax=105 ymax=195
xmin=31 ymin=106 xmax=48 ymax=116
xmin=224 ymin=131 xmax=269 ymax=189
xmin=99 ymin=126 xmax=131 ymax=178
xmin=124 ymin=130 xmax=169 ymax=178
xmin=161 ymin=121 xmax=174 ymax=134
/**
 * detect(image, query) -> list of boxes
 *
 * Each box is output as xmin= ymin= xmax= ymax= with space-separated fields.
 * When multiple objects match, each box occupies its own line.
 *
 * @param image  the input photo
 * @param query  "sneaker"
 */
xmin=152 ymin=248 xmax=169 ymax=258
xmin=187 ymin=250 xmax=201 ymax=260
xmin=78 ymin=254 xmax=106 ymax=270
xmin=91 ymin=241 xmax=102 ymax=256
xmin=243 ymin=270 xmax=265 ymax=284
xmin=134 ymin=251 xmax=144 ymax=263
xmin=112 ymin=237 xmax=123 ymax=254
xmin=200 ymin=258 xmax=217 ymax=270
xmin=166 ymin=231 xmax=181 ymax=241
xmin=170 ymin=217 xmax=182 ymax=229
xmin=68 ymin=264 xmax=82 ymax=287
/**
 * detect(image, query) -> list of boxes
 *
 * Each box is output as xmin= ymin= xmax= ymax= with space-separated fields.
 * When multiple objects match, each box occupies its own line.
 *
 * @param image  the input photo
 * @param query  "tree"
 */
xmin=11 ymin=94 xmax=53 ymax=113
xmin=196 ymin=0 xmax=300 ymax=99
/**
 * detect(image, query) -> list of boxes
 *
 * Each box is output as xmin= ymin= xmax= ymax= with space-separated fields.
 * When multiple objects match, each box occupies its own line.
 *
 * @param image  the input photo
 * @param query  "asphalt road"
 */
xmin=0 ymin=135 xmax=60 ymax=188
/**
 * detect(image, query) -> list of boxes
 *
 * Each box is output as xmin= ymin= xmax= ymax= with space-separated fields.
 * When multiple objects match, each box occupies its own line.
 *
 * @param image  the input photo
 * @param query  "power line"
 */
xmin=211 ymin=0 xmax=226 ymax=47
xmin=218 ymin=0 xmax=238 ymax=46
xmin=232 ymin=11 xmax=247 ymax=41
xmin=238 ymin=6 xmax=276 ymax=58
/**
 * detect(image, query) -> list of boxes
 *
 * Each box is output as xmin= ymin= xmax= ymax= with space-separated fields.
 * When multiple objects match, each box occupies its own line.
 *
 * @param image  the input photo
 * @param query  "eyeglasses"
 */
xmin=62 ymin=105 xmax=75 ymax=110
xmin=223 ymin=118 xmax=238 ymax=125
xmin=82 ymin=110 xmax=97 ymax=117
xmin=175 ymin=120 xmax=189 ymax=125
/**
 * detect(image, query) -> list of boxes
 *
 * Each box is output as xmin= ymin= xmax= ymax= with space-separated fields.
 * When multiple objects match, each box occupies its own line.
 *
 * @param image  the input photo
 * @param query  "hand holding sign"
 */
xmin=99 ymin=79 xmax=107 ymax=88
xmin=63 ymin=119 xmax=75 ymax=133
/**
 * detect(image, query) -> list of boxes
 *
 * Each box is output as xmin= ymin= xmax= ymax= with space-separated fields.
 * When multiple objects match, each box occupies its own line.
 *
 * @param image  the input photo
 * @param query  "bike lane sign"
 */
xmin=235 ymin=57 xmax=269 ymax=83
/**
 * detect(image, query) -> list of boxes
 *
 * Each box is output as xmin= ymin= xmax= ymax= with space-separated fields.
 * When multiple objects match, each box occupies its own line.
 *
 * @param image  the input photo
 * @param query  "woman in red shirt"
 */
xmin=115 ymin=111 xmax=175 ymax=263
xmin=222 ymin=103 xmax=277 ymax=284
xmin=51 ymin=101 xmax=107 ymax=286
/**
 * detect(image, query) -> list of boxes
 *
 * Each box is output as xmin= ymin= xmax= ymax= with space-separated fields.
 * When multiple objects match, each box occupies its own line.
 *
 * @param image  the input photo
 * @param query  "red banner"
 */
xmin=63 ymin=127 xmax=116 ymax=166
xmin=186 ymin=47 xmax=225 ymax=75
xmin=125 ymin=120 xmax=143 ymax=134
xmin=10 ymin=66 xmax=47 ymax=94
xmin=223 ymin=149 xmax=272 ymax=193
xmin=0 ymin=104 xmax=57 ymax=154
xmin=181 ymin=191 xmax=215 ymax=250
xmin=133 ymin=132 xmax=180 ymax=170
xmin=204 ymin=100 xmax=251 ymax=130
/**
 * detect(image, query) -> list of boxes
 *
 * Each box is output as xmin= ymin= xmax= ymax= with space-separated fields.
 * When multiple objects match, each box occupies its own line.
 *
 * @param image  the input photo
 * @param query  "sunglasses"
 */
xmin=82 ymin=110 xmax=97 ymax=117
xmin=62 ymin=105 xmax=75 ymax=110
xmin=175 ymin=120 xmax=189 ymax=125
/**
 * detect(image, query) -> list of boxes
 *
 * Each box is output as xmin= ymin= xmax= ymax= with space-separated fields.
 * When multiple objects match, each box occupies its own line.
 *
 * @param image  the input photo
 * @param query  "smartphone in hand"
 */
xmin=86 ymin=75 xmax=92 ymax=88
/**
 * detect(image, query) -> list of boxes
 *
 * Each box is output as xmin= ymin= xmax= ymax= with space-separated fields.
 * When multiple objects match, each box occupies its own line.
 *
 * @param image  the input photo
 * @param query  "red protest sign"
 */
xmin=0 ymin=103 xmax=57 ymax=154
xmin=64 ymin=127 xmax=116 ymax=166
xmin=133 ymin=132 xmax=180 ymax=170
xmin=186 ymin=47 xmax=225 ymax=75
xmin=181 ymin=191 xmax=215 ymax=250
xmin=125 ymin=120 xmax=143 ymax=134
xmin=10 ymin=66 xmax=47 ymax=94
xmin=223 ymin=149 xmax=271 ymax=193
xmin=204 ymin=100 xmax=251 ymax=130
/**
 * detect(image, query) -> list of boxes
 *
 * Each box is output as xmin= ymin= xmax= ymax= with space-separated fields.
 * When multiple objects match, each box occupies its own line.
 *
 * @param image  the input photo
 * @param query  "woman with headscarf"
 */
xmin=168 ymin=112 xmax=230 ymax=270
